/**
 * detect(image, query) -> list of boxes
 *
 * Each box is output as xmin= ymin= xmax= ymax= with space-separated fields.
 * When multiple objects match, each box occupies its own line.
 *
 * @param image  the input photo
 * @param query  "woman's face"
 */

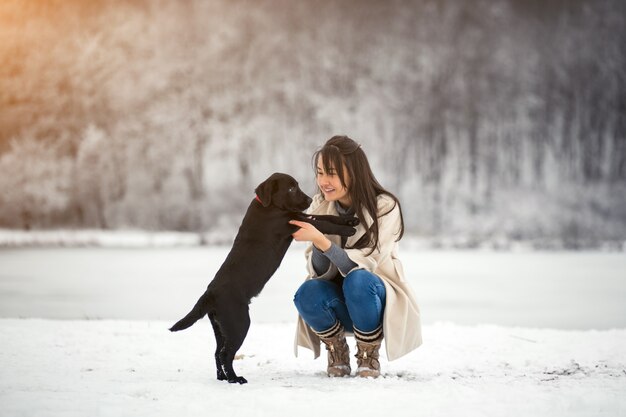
xmin=316 ymin=158 xmax=352 ymax=207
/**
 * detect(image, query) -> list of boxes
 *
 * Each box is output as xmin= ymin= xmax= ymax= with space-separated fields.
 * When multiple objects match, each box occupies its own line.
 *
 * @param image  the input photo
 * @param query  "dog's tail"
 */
xmin=169 ymin=290 xmax=212 ymax=332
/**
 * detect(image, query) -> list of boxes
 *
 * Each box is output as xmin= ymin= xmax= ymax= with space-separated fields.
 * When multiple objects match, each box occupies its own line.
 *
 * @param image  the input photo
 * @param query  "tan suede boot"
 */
xmin=354 ymin=328 xmax=383 ymax=378
xmin=317 ymin=324 xmax=351 ymax=377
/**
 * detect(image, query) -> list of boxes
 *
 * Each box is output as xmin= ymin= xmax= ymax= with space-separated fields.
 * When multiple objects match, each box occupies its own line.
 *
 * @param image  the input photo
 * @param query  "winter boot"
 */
xmin=354 ymin=326 xmax=383 ymax=378
xmin=316 ymin=321 xmax=351 ymax=377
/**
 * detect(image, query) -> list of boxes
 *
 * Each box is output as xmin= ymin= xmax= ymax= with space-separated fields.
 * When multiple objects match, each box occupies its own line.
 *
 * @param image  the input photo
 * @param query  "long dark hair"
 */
xmin=313 ymin=135 xmax=404 ymax=254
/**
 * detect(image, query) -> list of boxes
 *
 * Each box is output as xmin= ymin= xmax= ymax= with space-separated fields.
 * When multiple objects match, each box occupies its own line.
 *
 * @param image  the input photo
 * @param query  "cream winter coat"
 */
xmin=294 ymin=193 xmax=422 ymax=361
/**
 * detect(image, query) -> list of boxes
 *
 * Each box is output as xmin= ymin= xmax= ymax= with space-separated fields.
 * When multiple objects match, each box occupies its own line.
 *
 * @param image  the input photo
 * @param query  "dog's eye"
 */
xmin=288 ymin=187 xmax=296 ymax=193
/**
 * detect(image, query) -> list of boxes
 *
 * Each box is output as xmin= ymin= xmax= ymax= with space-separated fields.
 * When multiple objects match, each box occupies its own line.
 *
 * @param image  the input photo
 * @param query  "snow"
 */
xmin=1 ymin=244 xmax=625 ymax=329
xmin=1 ymin=244 xmax=625 ymax=416
xmin=1 ymin=320 xmax=624 ymax=417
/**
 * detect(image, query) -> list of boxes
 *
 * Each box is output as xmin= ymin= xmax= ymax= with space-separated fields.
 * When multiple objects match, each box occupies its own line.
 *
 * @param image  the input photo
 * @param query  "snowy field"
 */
xmin=1 ymin=244 xmax=626 ymax=416
xmin=1 ymin=244 xmax=625 ymax=329
xmin=1 ymin=320 xmax=625 ymax=417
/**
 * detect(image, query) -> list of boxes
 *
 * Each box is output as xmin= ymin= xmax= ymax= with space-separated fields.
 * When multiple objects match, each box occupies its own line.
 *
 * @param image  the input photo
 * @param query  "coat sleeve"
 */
xmin=303 ymin=194 xmax=340 ymax=280
xmin=342 ymin=195 xmax=402 ymax=276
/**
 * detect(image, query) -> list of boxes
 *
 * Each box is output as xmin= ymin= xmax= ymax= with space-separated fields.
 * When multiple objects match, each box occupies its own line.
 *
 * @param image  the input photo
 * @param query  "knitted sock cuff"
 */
xmin=315 ymin=320 xmax=343 ymax=339
xmin=354 ymin=325 xmax=383 ymax=343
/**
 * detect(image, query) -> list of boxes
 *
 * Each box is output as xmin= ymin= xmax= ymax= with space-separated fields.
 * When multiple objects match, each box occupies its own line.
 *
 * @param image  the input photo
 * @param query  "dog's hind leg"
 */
xmin=209 ymin=314 xmax=227 ymax=381
xmin=216 ymin=302 xmax=251 ymax=384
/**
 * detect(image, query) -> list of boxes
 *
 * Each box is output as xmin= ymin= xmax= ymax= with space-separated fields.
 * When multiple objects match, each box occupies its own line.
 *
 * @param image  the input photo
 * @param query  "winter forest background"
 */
xmin=1 ymin=0 xmax=625 ymax=249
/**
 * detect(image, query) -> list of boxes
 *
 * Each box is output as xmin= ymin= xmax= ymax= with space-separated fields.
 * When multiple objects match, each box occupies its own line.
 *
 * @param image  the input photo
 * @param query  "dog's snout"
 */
xmin=295 ymin=193 xmax=313 ymax=212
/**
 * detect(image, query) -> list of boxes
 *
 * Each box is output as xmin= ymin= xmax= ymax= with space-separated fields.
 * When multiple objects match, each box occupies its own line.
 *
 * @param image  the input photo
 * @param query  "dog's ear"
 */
xmin=254 ymin=177 xmax=276 ymax=207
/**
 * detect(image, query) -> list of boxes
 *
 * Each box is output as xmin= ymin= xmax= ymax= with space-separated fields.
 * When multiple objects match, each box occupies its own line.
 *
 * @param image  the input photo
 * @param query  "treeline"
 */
xmin=0 ymin=0 xmax=625 ymax=247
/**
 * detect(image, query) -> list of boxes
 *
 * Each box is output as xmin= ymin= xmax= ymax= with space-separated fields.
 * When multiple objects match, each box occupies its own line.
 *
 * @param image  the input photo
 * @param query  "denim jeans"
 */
xmin=293 ymin=269 xmax=386 ymax=333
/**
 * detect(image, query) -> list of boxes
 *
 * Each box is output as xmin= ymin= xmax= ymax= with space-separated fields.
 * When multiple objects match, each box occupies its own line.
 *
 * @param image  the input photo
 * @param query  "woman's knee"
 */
xmin=343 ymin=270 xmax=373 ymax=295
xmin=293 ymin=279 xmax=331 ymax=313
xmin=343 ymin=270 xmax=385 ymax=303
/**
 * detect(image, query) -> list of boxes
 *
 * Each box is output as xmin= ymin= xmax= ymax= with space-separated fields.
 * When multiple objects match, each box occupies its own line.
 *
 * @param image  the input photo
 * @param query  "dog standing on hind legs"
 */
xmin=169 ymin=173 xmax=358 ymax=384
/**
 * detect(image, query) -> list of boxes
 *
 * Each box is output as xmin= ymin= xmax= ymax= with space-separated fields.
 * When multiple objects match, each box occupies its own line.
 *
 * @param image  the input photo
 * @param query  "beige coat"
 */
xmin=294 ymin=193 xmax=423 ymax=361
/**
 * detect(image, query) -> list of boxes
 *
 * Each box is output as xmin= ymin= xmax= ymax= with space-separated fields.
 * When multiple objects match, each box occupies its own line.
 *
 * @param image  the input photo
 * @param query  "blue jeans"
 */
xmin=293 ymin=269 xmax=386 ymax=333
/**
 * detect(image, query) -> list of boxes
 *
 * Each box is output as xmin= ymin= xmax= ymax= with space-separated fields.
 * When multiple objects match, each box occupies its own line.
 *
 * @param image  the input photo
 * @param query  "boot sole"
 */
xmin=328 ymin=365 xmax=351 ymax=377
xmin=356 ymin=367 xmax=380 ymax=378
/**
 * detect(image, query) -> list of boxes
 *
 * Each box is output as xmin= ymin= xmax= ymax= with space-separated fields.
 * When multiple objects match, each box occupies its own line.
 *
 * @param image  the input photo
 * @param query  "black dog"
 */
xmin=170 ymin=172 xmax=358 ymax=384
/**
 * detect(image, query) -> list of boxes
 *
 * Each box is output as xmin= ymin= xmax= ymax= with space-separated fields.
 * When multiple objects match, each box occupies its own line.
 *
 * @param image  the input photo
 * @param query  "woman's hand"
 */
xmin=289 ymin=220 xmax=332 ymax=252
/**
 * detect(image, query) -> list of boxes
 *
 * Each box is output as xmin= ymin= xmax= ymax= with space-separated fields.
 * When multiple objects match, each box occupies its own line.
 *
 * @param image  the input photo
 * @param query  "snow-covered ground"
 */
xmin=1 ymin=244 xmax=625 ymax=329
xmin=1 ymin=244 xmax=625 ymax=416
xmin=1 ymin=320 xmax=624 ymax=417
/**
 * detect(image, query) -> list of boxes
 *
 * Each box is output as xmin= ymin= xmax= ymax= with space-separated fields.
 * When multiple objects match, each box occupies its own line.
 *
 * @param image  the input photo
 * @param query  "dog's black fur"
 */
xmin=169 ymin=172 xmax=358 ymax=384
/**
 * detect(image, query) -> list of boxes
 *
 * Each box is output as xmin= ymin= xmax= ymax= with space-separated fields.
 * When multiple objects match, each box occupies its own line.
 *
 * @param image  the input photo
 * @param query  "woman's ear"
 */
xmin=254 ymin=178 xmax=275 ymax=207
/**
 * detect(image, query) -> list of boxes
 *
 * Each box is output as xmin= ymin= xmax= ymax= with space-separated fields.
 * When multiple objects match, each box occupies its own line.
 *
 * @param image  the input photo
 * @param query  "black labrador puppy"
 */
xmin=170 ymin=172 xmax=358 ymax=384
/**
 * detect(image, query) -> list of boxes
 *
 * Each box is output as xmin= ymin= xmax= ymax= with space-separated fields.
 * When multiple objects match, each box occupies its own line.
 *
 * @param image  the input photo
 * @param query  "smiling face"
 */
xmin=316 ymin=156 xmax=352 ymax=207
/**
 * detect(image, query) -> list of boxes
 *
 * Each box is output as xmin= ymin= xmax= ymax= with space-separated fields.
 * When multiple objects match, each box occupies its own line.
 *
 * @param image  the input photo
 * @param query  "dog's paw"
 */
xmin=335 ymin=226 xmax=357 ymax=237
xmin=228 ymin=376 xmax=248 ymax=384
xmin=346 ymin=217 xmax=360 ymax=227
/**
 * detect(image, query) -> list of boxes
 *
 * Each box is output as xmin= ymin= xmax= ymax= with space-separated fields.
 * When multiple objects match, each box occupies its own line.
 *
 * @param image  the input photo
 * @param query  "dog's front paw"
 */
xmin=228 ymin=376 xmax=248 ymax=384
xmin=346 ymin=217 xmax=360 ymax=227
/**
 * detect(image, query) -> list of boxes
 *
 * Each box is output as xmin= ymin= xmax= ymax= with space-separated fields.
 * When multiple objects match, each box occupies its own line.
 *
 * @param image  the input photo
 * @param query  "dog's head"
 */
xmin=254 ymin=173 xmax=312 ymax=211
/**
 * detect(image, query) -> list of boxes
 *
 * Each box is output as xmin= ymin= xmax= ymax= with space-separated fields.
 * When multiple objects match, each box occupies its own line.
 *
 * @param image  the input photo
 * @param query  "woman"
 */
xmin=289 ymin=135 xmax=422 ymax=378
